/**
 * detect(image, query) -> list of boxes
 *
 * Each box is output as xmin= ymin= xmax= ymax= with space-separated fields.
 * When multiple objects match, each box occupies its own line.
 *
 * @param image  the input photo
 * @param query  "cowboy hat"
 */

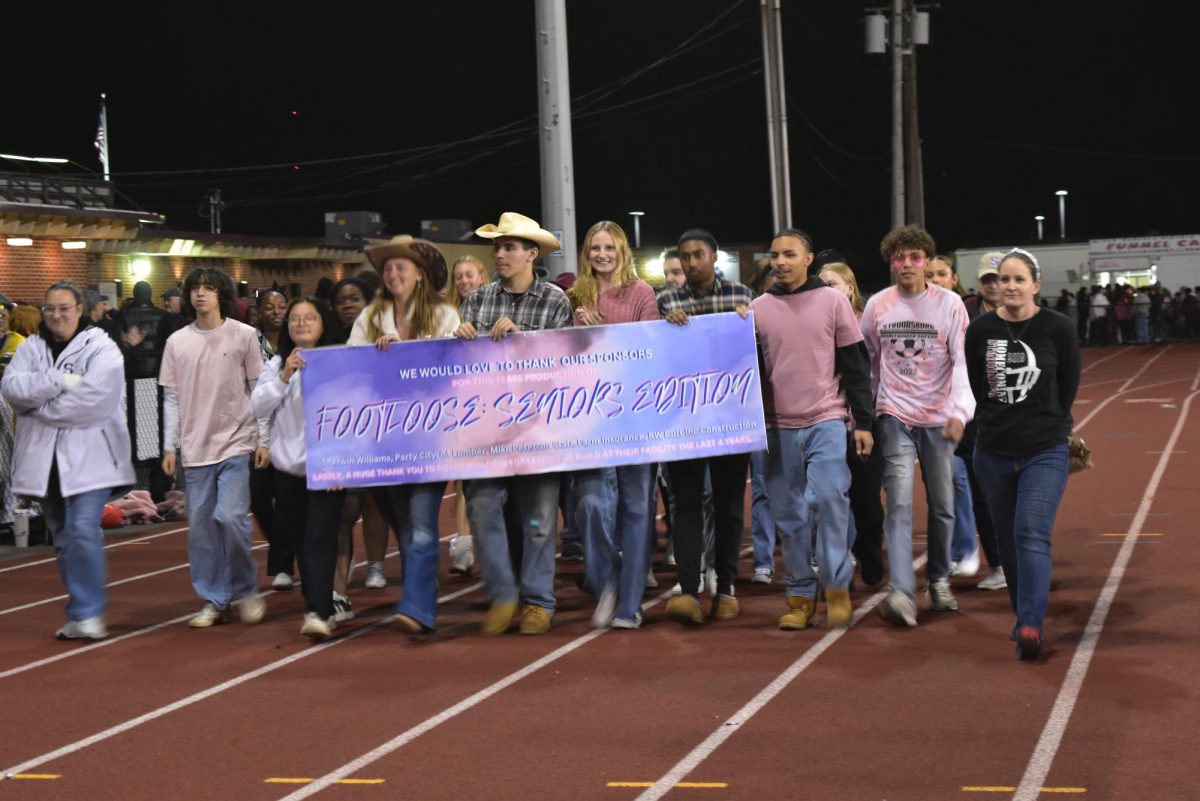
xmin=363 ymin=235 xmax=448 ymax=291
xmin=475 ymin=212 xmax=561 ymax=253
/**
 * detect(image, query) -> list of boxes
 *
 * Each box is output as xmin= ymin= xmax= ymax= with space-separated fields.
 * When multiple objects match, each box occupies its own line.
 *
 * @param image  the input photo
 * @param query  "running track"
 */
xmin=1 ymin=344 xmax=1196 ymax=801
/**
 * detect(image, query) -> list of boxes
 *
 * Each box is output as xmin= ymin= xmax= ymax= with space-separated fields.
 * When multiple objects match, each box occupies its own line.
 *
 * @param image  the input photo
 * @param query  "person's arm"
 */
xmin=0 ymin=340 xmax=66 ymax=413
xmin=548 ymin=293 xmax=573 ymax=329
xmin=250 ymin=356 xmax=287 ymax=420
xmin=964 ymin=320 xmax=986 ymax=405
xmin=836 ymin=342 xmax=874 ymax=431
xmin=633 ymin=282 xmax=660 ymax=323
xmin=347 ymin=308 xmax=372 ymax=346
xmin=30 ymin=340 xmax=127 ymax=427
xmin=1057 ymin=317 xmax=1082 ymax=415
xmin=945 ymin=301 xmax=975 ymax=426
xmin=859 ymin=300 xmax=881 ymax=402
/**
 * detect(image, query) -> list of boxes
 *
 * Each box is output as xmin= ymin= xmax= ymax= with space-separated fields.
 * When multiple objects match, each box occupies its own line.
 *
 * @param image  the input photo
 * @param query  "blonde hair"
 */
xmin=364 ymin=256 xmax=453 ymax=341
xmin=569 ymin=221 xmax=638 ymax=310
xmin=445 ymin=255 xmax=489 ymax=310
xmin=819 ymin=262 xmax=864 ymax=314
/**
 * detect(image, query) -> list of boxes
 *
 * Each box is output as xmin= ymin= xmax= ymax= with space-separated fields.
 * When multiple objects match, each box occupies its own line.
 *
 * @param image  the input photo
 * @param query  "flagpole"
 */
xmin=96 ymin=93 xmax=111 ymax=181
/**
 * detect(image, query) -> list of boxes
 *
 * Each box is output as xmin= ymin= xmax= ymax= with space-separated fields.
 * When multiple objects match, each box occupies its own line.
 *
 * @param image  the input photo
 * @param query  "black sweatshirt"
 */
xmin=964 ymin=309 xmax=1080 ymax=457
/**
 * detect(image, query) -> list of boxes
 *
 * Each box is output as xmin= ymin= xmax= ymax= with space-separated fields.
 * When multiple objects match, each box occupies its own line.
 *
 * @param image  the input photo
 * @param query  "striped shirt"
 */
xmin=459 ymin=277 xmax=572 ymax=333
xmin=656 ymin=276 xmax=755 ymax=318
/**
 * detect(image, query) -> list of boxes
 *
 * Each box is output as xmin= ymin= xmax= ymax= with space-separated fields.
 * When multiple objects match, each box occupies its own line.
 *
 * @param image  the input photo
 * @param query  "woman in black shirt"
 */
xmin=965 ymin=249 xmax=1081 ymax=661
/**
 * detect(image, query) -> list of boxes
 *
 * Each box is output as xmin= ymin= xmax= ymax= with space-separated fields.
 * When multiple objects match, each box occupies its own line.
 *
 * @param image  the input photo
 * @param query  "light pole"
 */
xmin=628 ymin=211 xmax=645 ymax=250
xmin=1056 ymin=189 xmax=1068 ymax=240
xmin=1035 ymin=215 xmax=1045 ymax=241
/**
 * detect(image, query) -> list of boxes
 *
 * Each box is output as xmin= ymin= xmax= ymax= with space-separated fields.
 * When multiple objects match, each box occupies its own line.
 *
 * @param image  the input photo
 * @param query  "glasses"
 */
xmin=40 ymin=303 xmax=80 ymax=315
xmin=890 ymin=252 xmax=926 ymax=267
xmin=288 ymin=314 xmax=320 ymax=325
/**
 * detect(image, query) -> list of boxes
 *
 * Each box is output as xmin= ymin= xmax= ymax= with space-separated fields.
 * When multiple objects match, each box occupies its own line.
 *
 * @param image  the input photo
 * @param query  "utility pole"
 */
xmin=206 ymin=188 xmax=225 ymax=234
xmin=760 ymin=0 xmax=792 ymax=233
xmin=890 ymin=0 xmax=905 ymax=229
xmin=535 ymin=0 xmax=576 ymax=277
xmin=902 ymin=0 xmax=924 ymax=227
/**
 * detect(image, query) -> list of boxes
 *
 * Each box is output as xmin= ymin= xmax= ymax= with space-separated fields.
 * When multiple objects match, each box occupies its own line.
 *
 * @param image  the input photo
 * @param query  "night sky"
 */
xmin=6 ymin=1 xmax=1197 ymax=289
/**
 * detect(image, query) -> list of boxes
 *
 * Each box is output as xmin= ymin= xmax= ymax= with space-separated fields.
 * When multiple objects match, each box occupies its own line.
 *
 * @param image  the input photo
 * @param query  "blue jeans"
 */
xmin=748 ymin=450 xmax=776 ymax=573
xmin=972 ymin=444 xmax=1069 ymax=636
xmin=41 ymin=474 xmax=110 ymax=622
xmin=576 ymin=464 xmax=653 ymax=620
xmin=764 ymin=421 xmax=852 ymax=598
xmin=877 ymin=415 xmax=955 ymax=599
xmin=949 ymin=455 xmax=978 ymax=562
xmin=389 ymin=481 xmax=446 ymax=629
xmin=465 ymin=474 xmax=561 ymax=612
xmin=184 ymin=454 xmax=257 ymax=609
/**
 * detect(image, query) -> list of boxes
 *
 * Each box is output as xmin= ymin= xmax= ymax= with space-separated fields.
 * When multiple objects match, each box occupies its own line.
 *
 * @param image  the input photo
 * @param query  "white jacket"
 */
xmin=250 ymin=354 xmax=307 ymax=478
xmin=0 ymin=326 xmax=136 ymax=498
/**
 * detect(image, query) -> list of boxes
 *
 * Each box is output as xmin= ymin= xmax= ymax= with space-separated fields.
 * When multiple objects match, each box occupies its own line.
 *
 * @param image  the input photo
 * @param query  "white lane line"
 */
xmin=1011 ymin=389 xmax=1199 ymax=801
xmin=632 ymin=554 xmax=928 ymax=801
xmin=0 ymin=544 xmax=266 ymax=618
xmin=1079 ymin=348 xmax=1129 ymax=374
xmin=0 ymin=526 xmax=189 ymax=574
xmin=271 ymin=546 xmax=757 ymax=801
xmin=0 ymin=581 xmax=484 ymax=779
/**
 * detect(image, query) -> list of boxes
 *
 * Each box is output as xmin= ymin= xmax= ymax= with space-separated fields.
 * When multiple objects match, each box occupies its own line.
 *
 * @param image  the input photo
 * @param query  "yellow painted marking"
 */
xmin=264 ymin=778 xmax=384 ymax=785
xmin=11 ymin=774 xmax=62 ymax=780
xmin=962 ymin=788 xmax=1086 ymax=794
xmin=607 ymin=781 xmax=728 ymax=788
xmin=1100 ymin=532 xmax=1163 ymax=537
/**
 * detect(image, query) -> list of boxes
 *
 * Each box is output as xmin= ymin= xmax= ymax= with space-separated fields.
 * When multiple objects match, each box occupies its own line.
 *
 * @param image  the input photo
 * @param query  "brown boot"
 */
xmin=481 ymin=600 xmax=518 ymax=636
xmin=825 ymin=589 xmax=852 ymax=627
xmin=711 ymin=593 xmax=740 ymax=621
xmin=779 ymin=596 xmax=816 ymax=630
xmin=665 ymin=594 xmax=705 ymax=626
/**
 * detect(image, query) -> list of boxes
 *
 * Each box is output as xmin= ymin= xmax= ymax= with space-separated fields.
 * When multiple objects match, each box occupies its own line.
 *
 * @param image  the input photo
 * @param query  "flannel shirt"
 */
xmin=459 ymin=277 xmax=572 ymax=333
xmin=656 ymin=275 xmax=755 ymax=318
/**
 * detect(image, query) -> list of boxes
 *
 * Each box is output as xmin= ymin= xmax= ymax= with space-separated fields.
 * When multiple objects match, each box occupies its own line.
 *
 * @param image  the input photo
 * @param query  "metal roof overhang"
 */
xmin=0 ymin=202 xmax=164 ymax=239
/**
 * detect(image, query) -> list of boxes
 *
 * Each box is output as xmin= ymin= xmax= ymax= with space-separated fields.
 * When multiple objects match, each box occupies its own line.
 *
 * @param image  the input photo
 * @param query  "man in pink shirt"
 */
xmin=861 ymin=225 xmax=975 ymax=627
xmin=159 ymin=268 xmax=267 ymax=628
xmin=751 ymin=229 xmax=874 ymax=629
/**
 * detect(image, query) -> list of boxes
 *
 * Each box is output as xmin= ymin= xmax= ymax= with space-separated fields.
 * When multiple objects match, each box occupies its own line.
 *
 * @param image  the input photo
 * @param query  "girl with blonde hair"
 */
xmin=446 ymin=254 xmax=490 ymax=311
xmin=817 ymin=261 xmax=865 ymax=316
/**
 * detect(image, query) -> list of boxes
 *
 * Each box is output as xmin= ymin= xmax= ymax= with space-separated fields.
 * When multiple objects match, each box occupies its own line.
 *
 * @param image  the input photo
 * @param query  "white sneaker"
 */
xmin=611 ymin=612 xmax=643 ymax=629
xmin=928 ymin=578 xmax=959 ymax=612
xmin=670 ymin=582 xmax=683 ymax=596
xmin=705 ymin=568 xmax=718 ymax=597
xmin=237 ymin=594 xmax=267 ymax=624
xmin=56 ymin=616 xmax=107 ymax=640
xmin=952 ymin=547 xmax=981 ymax=578
xmin=645 ymin=568 xmax=659 ymax=589
xmin=752 ymin=567 xmax=774 ymax=584
xmin=449 ymin=534 xmax=475 ymax=575
xmin=271 ymin=572 xmax=294 ymax=590
xmin=188 ymin=603 xmax=228 ymax=628
xmin=591 ymin=584 xmax=617 ymax=629
xmin=879 ymin=591 xmax=918 ymax=627
xmin=365 ymin=561 xmax=387 ymax=589
xmin=332 ymin=593 xmax=354 ymax=623
xmin=978 ymin=568 xmax=1007 ymax=591
xmin=300 ymin=612 xmax=336 ymax=641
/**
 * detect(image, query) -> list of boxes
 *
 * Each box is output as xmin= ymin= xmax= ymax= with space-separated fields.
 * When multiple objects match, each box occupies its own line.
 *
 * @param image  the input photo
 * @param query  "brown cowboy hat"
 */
xmin=363 ymin=235 xmax=448 ymax=290
xmin=475 ymin=212 xmax=561 ymax=253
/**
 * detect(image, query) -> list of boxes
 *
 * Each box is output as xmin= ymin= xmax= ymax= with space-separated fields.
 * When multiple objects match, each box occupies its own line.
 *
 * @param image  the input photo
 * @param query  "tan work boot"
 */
xmin=711 ymin=593 xmax=740 ymax=621
xmin=518 ymin=604 xmax=552 ymax=635
xmin=481 ymin=600 xmax=518 ymax=636
xmin=779 ymin=596 xmax=816 ymax=630
xmin=825 ymin=589 xmax=852 ymax=627
xmin=665 ymin=594 xmax=705 ymax=626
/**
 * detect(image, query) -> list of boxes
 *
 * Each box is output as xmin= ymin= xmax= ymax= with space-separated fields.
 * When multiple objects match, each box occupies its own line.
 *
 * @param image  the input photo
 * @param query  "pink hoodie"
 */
xmin=860 ymin=284 xmax=975 ymax=428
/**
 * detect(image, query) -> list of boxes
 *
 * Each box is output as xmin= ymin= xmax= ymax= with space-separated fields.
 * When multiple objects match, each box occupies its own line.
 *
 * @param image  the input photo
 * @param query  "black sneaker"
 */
xmin=560 ymin=541 xmax=584 ymax=562
xmin=332 ymin=593 xmax=354 ymax=623
xmin=1016 ymin=626 xmax=1042 ymax=661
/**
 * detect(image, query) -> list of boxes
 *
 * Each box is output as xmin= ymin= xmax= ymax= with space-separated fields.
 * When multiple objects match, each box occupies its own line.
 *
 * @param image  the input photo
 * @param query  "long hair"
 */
xmin=569 ymin=220 xmax=638 ymax=311
xmin=445 ymin=255 xmax=490 ymax=310
xmin=819 ymin=262 xmax=865 ymax=314
xmin=181 ymin=267 xmax=238 ymax=321
xmin=930 ymin=254 xmax=967 ymax=297
xmin=362 ymin=257 xmax=452 ymax=341
xmin=276 ymin=296 xmax=336 ymax=361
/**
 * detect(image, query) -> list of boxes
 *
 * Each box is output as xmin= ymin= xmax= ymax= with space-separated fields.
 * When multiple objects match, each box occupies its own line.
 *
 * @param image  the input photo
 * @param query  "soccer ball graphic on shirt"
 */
xmin=891 ymin=337 xmax=926 ymax=360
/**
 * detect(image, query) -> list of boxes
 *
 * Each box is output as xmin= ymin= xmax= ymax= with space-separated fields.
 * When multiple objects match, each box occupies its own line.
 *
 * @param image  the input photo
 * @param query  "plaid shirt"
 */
xmin=459 ymin=277 xmax=572 ymax=333
xmin=656 ymin=275 xmax=755 ymax=318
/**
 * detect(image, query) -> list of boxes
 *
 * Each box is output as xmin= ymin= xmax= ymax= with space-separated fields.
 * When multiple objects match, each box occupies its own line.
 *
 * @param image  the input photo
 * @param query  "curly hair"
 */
xmin=879 ymin=225 xmax=936 ymax=262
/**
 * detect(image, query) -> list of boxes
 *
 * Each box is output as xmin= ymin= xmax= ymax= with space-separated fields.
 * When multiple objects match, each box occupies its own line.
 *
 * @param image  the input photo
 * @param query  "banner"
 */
xmin=301 ymin=312 xmax=766 ymax=488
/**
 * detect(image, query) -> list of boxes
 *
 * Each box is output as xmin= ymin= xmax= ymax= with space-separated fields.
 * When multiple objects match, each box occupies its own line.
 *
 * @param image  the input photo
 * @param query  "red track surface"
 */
xmin=2 ymin=344 xmax=1197 ymax=801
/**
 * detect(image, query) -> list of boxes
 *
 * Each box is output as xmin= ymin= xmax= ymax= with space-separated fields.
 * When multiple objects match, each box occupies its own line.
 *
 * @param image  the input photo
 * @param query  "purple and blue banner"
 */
xmin=301 ymin=312 xmax=766 ymax=488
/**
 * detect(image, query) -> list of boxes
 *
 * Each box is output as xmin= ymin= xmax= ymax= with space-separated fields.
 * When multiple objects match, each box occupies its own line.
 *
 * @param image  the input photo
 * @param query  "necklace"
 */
xmin=1000 ymin=309 xmax=1037 ymax=342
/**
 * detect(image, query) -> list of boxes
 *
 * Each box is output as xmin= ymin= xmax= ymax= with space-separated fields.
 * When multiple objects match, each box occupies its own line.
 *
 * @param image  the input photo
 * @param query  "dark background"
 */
xmin=6 ymin=0 xmax=1197 ymax=288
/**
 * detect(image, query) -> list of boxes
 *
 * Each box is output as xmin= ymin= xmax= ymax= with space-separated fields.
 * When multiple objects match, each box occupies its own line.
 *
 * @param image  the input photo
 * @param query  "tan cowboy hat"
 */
xmin=475 ymin=212 xmax=561 ymax=253
xmin=363 ymin=235 xmax=448 ymax=290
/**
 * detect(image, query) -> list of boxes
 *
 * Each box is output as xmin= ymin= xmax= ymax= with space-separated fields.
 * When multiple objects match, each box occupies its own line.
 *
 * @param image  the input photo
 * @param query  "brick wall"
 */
xmin=0 ymin=240 xmax=89 ymax=303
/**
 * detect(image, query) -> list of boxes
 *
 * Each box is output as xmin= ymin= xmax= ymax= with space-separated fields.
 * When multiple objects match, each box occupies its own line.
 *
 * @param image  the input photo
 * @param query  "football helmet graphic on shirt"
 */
xmin=986 ymin=337 xmax=1041 ymax=404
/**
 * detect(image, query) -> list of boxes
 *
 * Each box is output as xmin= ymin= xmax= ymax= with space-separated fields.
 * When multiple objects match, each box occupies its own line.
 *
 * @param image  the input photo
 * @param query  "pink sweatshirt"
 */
xmin=860 ymin=284 xmax=975 ymax=427
xmin=573 ymin=280 xmax=659 ymax=326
